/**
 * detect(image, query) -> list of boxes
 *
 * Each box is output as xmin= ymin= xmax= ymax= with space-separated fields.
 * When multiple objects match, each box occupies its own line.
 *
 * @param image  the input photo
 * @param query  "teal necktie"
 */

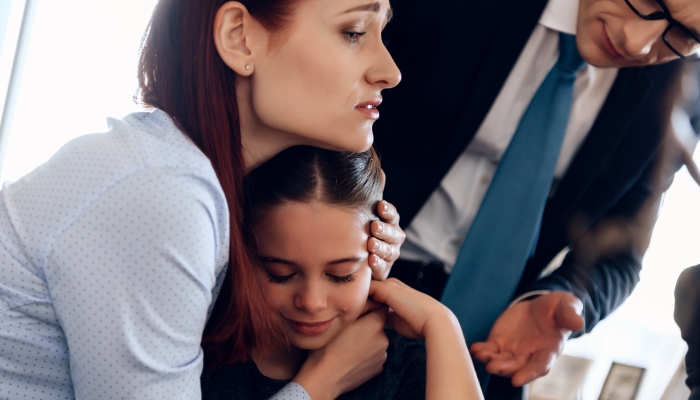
xmin=441 ymin=33 xmax=585 ymax=385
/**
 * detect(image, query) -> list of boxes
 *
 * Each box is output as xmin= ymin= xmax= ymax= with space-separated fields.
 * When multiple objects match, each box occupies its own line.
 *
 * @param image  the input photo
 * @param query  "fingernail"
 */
xmin=372 ymin=239 xmax=379 ymax=252
xmin=372 ymin=256 xmax=379 ymax=266
xmin=375 ymin=223 xmax=384 ymax=235
xmin=383 ymin=202 xmax=389 ymax=212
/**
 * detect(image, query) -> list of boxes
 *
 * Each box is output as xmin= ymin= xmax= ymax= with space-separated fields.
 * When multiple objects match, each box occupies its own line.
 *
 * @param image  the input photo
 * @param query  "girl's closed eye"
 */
xmin=266 ymin=272 xmax=296 ymax=284
xmin=327 ymin=273 xmax=356 ymax=284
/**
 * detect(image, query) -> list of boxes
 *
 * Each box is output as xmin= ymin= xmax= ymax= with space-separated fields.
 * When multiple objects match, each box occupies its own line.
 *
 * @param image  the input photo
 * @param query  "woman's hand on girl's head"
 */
xmin=368 ymin=200 xmax=406 ymax=280
xmin=368 ymin=278 xmax=458 ymax=340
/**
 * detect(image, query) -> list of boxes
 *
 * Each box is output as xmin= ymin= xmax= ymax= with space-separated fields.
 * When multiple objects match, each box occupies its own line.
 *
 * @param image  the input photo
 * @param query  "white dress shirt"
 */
xmin=401 ymin=0 xmax=619 ymax=274
xmin=0 ymin=110 xmax=309 ymax=400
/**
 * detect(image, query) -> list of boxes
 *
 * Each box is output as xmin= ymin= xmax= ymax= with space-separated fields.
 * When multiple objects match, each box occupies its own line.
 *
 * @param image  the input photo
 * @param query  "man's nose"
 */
xmin=622 ymin=18 xmax=668 ymax=58
xmin=294 ymin=283 xmax=327 ymax=313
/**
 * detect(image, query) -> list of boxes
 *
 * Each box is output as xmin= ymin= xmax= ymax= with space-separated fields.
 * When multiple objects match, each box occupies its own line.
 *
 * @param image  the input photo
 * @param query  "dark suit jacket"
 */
xmin=374 ymin=0 xmax=699 ymax=396
xmin=675 ymin=265 xmax=700 ymax=400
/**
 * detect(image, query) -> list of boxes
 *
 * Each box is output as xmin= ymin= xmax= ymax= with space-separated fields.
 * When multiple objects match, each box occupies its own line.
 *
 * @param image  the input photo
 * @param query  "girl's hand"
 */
xmin=368 ymin=278 xmax=457 ymax=340
xmin=293 ymin=307 xmax=390 ymax=400
xmin=369 ymin=279 xmax=484 ymax=400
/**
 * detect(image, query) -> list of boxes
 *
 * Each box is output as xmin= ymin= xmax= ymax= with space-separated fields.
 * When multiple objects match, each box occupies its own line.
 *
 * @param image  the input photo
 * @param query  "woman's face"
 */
xmin=254 ymin=201 xmax=372 ymax=350
xmin=248 ymin=0 xmax=400 ymax=153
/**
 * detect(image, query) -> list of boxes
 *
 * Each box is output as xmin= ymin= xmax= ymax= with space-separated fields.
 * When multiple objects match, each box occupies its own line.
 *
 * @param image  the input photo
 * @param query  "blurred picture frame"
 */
xmin=529 ymin=354 xmax=593 ymax=400
xmin=598 ymin=362 xmax=645 ymax=400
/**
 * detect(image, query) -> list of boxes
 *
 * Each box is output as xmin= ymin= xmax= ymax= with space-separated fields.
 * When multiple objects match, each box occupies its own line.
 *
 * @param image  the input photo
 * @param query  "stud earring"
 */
xmin=245 ymin=64 xmax=251 ymax=70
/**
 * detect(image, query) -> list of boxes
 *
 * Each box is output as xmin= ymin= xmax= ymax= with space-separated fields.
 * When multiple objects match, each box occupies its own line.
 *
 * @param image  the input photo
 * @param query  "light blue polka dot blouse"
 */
xmin=0 ymin=110 xmax=310 ymax=399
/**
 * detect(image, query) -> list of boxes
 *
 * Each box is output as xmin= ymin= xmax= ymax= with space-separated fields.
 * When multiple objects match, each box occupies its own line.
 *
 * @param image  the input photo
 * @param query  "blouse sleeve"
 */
xmin=45 ymin=167 xmax=226 ymax=399
xmin=269 ymin=383 xmax=312 ymax=400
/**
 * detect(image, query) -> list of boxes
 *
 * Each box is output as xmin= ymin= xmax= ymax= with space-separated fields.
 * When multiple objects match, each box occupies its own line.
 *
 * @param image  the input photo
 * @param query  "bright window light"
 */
xmin=2 ymin=0 xmax=158 ymax=183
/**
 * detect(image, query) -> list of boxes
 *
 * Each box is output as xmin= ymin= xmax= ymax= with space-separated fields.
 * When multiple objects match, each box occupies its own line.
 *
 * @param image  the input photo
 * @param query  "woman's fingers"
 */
xmin=376 ymin=200 xmax=400 ymax=226
xmin=368 ymin=200 xmax=406 ymax=280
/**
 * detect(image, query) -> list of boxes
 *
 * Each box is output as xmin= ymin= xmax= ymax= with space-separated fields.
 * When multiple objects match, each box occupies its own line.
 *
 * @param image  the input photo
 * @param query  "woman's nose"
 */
xmin=622 ymin=18 xmax=667 ymax=58
xmin=366 ymin=43 xmax=402 ymax=89
xmin=293 ymin=283 xmax=327 ymax=313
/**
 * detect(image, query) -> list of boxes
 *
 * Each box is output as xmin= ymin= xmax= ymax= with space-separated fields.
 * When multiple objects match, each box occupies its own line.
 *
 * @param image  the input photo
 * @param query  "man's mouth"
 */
xmin=601 ymin=27 xmax=624 ymax=59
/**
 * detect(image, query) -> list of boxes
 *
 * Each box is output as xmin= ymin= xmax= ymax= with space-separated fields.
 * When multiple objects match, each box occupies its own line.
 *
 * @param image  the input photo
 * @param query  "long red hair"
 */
xmin=137 ymin=0 xmax=293 ymax=367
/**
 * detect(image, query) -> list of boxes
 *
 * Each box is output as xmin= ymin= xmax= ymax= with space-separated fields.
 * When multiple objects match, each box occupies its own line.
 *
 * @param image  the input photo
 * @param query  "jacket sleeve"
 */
xmin=529 ymin=64 xmax=700 ymax=336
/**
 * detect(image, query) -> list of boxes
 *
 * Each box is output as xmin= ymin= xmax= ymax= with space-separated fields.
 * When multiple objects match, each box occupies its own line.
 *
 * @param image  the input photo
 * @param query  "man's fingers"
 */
xmin=556 ymin=295 xmax=585 ymax=332
xmin=484 ymin=353 xmax=529 ymax=377
xmin=470 ymin=341 xmax=500 ymax=355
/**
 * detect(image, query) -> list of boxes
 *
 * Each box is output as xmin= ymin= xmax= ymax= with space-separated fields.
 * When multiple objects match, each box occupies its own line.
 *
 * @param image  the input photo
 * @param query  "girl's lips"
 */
xmin=286 ymin=317 xmax=336 ymax=335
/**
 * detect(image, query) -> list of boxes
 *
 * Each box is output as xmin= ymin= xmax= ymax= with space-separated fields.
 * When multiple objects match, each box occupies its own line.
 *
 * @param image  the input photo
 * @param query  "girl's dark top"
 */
xmin=201 ymin=329 xmax=426 ymax=400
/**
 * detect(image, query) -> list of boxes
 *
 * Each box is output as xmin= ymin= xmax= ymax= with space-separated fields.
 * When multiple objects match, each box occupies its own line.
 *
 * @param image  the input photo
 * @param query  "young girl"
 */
xmin=202 ymin=146 xmax=483 ymax=399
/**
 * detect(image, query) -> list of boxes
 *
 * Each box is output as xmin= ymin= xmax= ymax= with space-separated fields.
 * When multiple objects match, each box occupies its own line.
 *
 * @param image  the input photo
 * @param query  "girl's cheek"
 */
xmin=341 ymin=268 xmax=373 ymax=318
xmin=263 ymin=284 xmax=290 ymax=312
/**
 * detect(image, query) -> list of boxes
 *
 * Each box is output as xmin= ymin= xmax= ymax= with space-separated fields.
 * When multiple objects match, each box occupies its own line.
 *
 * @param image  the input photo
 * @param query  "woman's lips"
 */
xmin=601 ymin=27 xmax=624 ymax=59
xmin=286 ymin=317 xmax=336 ymax=335
xmin=356 ymin=99 xmax=382 ymax=120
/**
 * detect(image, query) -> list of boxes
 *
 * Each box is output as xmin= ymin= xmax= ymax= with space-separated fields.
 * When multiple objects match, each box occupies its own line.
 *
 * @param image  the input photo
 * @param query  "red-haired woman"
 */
xmin=0 ymin=0 xmax=402 ymax=399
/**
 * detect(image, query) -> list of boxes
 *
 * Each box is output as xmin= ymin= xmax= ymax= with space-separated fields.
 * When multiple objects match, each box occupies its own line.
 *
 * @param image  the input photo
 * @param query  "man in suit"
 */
xmin=676 ymin=265 xmax=700 ymax=400
xmin=373 ymin=0 xmax=700 ymax=397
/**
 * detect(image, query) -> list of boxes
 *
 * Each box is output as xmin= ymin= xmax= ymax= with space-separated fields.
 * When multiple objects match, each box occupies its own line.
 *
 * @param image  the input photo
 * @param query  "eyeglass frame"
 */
xmin=624 ymin=0 xmax=700 ymax=61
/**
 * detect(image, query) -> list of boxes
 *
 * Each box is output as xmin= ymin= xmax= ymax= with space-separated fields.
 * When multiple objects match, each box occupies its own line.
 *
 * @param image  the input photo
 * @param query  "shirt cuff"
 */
xmin=509 ymin=290 xmax=552 ymax=307
xmin=269 ymin=382 xmax=311 ymax=400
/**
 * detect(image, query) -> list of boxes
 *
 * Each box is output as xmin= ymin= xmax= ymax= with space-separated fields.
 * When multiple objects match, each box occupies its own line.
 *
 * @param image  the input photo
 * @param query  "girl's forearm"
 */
xmin=424 ymin=311 xmax=484 ymax=400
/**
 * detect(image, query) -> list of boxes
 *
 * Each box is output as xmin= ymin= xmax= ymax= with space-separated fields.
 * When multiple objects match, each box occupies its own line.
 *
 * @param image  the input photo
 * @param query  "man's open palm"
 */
xmin=470 ymin=291 xmax=585 ymax=386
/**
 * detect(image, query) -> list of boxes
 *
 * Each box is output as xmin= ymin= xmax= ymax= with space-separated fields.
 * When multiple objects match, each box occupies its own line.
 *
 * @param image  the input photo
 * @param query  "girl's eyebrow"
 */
xmin=259 ymin=257 xmax=301 ymax=268
xmin=259 ymin=256 xmax=364 ymax=268
xmin=326 ymin=257 xmax=364 ymax=267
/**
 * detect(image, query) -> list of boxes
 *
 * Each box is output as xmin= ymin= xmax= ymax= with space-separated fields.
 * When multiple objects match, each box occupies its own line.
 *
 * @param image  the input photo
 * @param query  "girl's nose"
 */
xmin=294 ymin=283 xmax=327 ymax=314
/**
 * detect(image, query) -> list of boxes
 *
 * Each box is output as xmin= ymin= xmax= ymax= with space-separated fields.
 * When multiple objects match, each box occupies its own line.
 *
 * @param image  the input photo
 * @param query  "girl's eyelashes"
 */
xmin=267 ymin=272 xmax=295 ymax=284
xmin=327 ymin=273 xmax=356 ymax=284
xmin=343 ymin=31 xmax=367 ymax=44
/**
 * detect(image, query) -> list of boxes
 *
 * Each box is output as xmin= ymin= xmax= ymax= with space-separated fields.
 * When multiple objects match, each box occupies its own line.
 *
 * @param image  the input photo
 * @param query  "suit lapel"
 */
xmin=535 ymin=67 xmax=655 ymax=255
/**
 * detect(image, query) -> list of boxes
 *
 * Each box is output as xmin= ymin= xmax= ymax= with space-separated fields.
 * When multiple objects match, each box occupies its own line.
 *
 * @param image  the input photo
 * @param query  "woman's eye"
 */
xmin=343 ymin=31 xmax=366 ymax=44
xmin=267 ymin=273 xmax=295 ymax=284
xmin=327 ymin=273 xmax=356 ymax=284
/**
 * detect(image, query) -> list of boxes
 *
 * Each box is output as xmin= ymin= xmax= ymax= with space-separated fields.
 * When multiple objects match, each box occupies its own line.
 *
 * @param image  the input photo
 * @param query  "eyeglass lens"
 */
xmin=628 ymin=0 xmax=700 ymax=57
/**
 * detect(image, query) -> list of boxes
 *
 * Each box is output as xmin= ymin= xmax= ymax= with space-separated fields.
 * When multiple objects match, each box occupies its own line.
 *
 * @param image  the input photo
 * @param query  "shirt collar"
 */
xmin=539 ymin=0 xmax=579 ymax=35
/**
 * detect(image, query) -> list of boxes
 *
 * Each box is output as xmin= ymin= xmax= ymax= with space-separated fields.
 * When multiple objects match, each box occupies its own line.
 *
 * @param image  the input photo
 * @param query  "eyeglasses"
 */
xmin=624 ymin=0 xmax=700 ymax=61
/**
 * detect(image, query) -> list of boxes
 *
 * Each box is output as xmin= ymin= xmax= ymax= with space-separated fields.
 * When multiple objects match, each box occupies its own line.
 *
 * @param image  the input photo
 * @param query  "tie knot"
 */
xmin=557 ymin=33 xmax=586 ymax=75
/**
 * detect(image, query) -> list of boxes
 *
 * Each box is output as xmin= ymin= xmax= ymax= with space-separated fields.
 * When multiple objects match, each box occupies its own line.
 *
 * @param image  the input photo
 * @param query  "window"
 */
xmin=0 ymin=0 xmax=157 ymax=183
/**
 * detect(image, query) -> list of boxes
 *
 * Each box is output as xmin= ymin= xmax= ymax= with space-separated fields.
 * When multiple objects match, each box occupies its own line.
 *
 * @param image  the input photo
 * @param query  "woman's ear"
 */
xmin=213 ymin=2 xmax=263 ymax=76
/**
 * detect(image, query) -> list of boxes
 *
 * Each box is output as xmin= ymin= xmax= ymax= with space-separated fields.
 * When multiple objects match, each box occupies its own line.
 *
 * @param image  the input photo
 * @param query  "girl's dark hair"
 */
xmin=137 ymin=0 xmax=295 ymax=368
xmin=245 ymin=146 xmax=384 ymax=228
